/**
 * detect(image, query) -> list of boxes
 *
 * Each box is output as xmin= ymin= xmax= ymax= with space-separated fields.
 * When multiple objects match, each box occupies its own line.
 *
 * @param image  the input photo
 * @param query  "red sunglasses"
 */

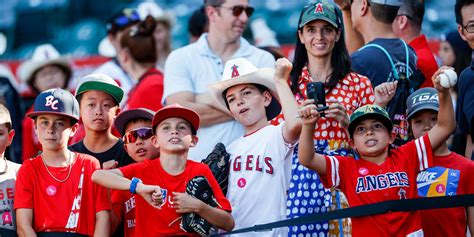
xmin=123 ymin=127 xmax=153 ymax=144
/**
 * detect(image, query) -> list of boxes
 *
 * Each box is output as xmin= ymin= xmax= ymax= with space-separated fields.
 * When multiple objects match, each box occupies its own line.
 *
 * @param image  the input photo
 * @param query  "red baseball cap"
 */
xmin=152 ymin=104 xmax=200 ymax=135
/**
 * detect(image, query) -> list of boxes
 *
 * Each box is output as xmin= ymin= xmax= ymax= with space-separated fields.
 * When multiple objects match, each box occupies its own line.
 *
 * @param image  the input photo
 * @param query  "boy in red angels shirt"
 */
xmin=14 ymin=88 xmax=110 ymax=236
xmin=297 ymin=68 xmax=456 ymax=236
xmin=92 ymin=104 xmax=234 ymax=235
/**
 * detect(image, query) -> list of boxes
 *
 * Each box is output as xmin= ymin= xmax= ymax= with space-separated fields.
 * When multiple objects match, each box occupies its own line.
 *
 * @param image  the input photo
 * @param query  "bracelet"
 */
xmin=130 ymin=177 xmax=141 ymax=194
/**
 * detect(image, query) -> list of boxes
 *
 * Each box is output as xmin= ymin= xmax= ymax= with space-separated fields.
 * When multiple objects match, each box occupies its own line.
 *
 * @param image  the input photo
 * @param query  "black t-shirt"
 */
xmin=69 ymin=140 xmax=134 ymax=168
xmin=456 ymin=52 xmax=474 ymax=158
xmin=352 ymin=38 xmax=423 ymax=147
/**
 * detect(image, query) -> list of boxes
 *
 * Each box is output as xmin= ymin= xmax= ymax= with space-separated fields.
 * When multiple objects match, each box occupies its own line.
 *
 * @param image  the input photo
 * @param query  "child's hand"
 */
xmin=374 ymin=81 xmax=398 ymax=107
xmin=172 ymin=192 xmax=204 ymax=214
xmin=274 ymin=58 xmax=293 ymax=81
xmin=298 ymin=99 xmax=320 ymax=125
xmin=136 ymin=184 xmax=163 ymax=208
xmin=432 ymin=66 xmax=455 ymax=92
xmin=325 ymin=98 xmax=349 ymax=129
xmin=102 ymin=160 xmax=118 ymax=170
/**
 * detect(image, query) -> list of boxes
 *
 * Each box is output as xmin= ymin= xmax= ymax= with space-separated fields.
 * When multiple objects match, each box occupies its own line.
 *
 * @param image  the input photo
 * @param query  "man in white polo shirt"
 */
xmin=163 ymin=0 xmax=275 ymax=161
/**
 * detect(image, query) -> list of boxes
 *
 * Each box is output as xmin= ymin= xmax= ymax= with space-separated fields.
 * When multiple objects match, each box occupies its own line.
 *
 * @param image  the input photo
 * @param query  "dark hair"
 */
xmin=124 ymin=118 xmax=152 ymax=134
xmin=455 ymin=0 xmax=474 ymax=25
xmin=120 ymin=16 xmax=157 ymax=64
xmin=399 ymin=0 xmax=424 ymax=29
xmin=75 ymin=92 xmax=119 ymax=107
xmin=370 ymin=2 xmax=400 ymax=24
xmin=222 ymin=83 xmax=269 ymax=109
xmin=204 ymin=0 xmax=225 ymax=7
xmin=290 ymin=3 xmax=351 ymax=96
xmin=189 ymin=6 xmax=209 ymax=38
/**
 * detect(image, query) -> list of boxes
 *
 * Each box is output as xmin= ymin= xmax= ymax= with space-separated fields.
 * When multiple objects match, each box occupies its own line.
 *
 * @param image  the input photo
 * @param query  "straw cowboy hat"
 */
xmin=208 ymin=58 xmax=281 ymax=120
xmin=17 ymin=44 xmax=71 ymax=84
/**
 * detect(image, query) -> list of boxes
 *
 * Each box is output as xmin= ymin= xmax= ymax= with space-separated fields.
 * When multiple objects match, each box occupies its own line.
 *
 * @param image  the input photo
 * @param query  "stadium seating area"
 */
xmin=0 ymin=0 xmax=458 ymax=60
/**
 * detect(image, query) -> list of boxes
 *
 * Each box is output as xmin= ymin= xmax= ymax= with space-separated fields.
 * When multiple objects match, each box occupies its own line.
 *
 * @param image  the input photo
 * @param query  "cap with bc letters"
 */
xmin=27 ymin=88 xmax=80 ymax=124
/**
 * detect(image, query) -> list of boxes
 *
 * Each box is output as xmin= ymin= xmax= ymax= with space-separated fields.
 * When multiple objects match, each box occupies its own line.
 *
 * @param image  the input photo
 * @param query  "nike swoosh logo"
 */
xmin=418 ymin=179 xmax=441 ymax=188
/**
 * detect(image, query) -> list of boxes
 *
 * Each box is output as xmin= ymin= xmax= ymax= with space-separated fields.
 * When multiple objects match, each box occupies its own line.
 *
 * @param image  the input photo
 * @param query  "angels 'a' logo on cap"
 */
xmin=231 ymin=65 xmax=240 ymax=78
xmin=314 ymin=3 xmax=324 ymax=14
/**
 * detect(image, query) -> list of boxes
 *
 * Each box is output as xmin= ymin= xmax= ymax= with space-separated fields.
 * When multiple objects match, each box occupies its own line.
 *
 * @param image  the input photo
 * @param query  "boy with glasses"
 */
xmin=108 ymin=108 xmax=160 ymax=236
xmin=455 ymin=0 xmax=474 ymax=159
xmin=163 ymin=0 xmax=275 ymax=162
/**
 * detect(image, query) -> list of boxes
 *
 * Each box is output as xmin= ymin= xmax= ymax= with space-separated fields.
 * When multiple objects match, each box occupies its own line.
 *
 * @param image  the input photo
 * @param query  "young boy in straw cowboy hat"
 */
xmin=208 ymin=57 xmax=301 ymax=236
xmin=15 ymin=88 xmax=110 ymax=236
xmin=19 ymin=44 xmax=72 ymax=161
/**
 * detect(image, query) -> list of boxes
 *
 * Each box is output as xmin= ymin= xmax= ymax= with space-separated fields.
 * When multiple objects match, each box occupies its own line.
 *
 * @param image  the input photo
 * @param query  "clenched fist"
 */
xmin=274 ymin=58 xmax=293 ymax=81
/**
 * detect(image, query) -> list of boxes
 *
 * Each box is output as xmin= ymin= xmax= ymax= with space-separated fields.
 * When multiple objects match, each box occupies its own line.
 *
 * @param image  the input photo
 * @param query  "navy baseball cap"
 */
xmin=27 ymin=88 xmax=80 ymax=124
xmin=114 ymin=108 xmax=155 ymax=136
xmin=106 ymin=8 xmax=141 ymax=34
xmin=406 ymin=87 xmax=439 ymax=120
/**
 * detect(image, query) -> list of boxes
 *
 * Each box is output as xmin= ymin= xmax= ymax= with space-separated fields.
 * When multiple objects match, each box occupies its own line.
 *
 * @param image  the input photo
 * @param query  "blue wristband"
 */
xmin=130 ymin=177 xmax=141 ymax=194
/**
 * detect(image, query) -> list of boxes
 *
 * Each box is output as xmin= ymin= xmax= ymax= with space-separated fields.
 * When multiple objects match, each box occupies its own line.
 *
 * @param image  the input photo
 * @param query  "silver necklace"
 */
xmin=0 ymin=157 xmax=7 ymax=175
xmin=42 ymin=152 xmax=73 ymax=183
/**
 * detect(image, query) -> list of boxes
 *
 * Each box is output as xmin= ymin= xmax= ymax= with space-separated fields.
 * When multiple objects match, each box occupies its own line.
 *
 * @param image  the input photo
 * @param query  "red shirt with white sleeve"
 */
xmin=320 ymin=135 xmax=433 ymax=237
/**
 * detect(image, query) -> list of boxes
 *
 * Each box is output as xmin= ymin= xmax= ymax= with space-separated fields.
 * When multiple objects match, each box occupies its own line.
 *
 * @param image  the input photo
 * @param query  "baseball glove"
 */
xmin=201 ymin=142 xmax=230 ymax=195
xmin=181 ymin=176 xmax=219 ymax=235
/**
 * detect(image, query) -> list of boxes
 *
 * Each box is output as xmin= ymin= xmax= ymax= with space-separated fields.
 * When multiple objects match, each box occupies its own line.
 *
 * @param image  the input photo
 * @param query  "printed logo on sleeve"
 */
xmin=417 ymin=166 xmax=460 ymax=197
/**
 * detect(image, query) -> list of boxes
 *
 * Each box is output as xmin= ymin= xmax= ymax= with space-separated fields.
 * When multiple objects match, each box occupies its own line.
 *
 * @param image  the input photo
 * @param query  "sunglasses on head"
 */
xmin=123 ymin=127 xmax=153 ymax=144
xmin=216 ymin=5 xmax=255 ymax=17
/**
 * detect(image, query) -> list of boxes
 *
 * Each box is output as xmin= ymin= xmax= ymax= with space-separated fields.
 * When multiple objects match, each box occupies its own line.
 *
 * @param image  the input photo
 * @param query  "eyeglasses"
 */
xmin=123 ymin=127 xmax=153 ymax=144
xmin=215 ymin=5 xmax=255 ymax=18
xmin=463 ymin=23 xmax=474 ymax=33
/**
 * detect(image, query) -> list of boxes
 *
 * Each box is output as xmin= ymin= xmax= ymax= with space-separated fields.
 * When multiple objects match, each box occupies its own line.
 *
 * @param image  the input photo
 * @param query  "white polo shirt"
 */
xmin=163 ymin=33 xmax=275 ymax=161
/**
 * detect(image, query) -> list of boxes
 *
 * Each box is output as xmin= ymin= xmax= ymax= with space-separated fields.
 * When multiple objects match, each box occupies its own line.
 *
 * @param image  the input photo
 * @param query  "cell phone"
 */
xmin=306 ymin=82 xmax=329 ymax=116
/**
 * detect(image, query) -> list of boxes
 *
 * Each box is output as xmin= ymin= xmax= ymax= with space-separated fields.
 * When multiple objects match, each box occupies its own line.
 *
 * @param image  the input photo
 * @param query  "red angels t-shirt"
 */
xmin=111 ymin=190 xmax=136 ymax=237
xmin=14 ymin=153 xmax=110 ymax=235
xmin=119 ymin=159 xmax=232 ymax=236
xmin=320 ymin=135 xmax=433 ymax=237
xmin=418 ymin=152 xmax=474 ymax=237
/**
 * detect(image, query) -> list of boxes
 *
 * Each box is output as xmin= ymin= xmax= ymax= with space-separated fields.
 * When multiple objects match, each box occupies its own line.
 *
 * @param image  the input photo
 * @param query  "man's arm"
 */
xmin=334 ymin=0 xmax=365 ymax=53
xmin=16 ymin=208 xmax=36 ymax=237
xmin=274 ymin=58 xmax=301 ymax=144
xmin=468 ymin=206 xmax=474 ymax=236
xmin=166 ymin=92 xmax=234 ymax=127
xmin=428 ymin=68 xmax=456 ymax=150
xmin=93 ymin=210 xmax=110 ymax=237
